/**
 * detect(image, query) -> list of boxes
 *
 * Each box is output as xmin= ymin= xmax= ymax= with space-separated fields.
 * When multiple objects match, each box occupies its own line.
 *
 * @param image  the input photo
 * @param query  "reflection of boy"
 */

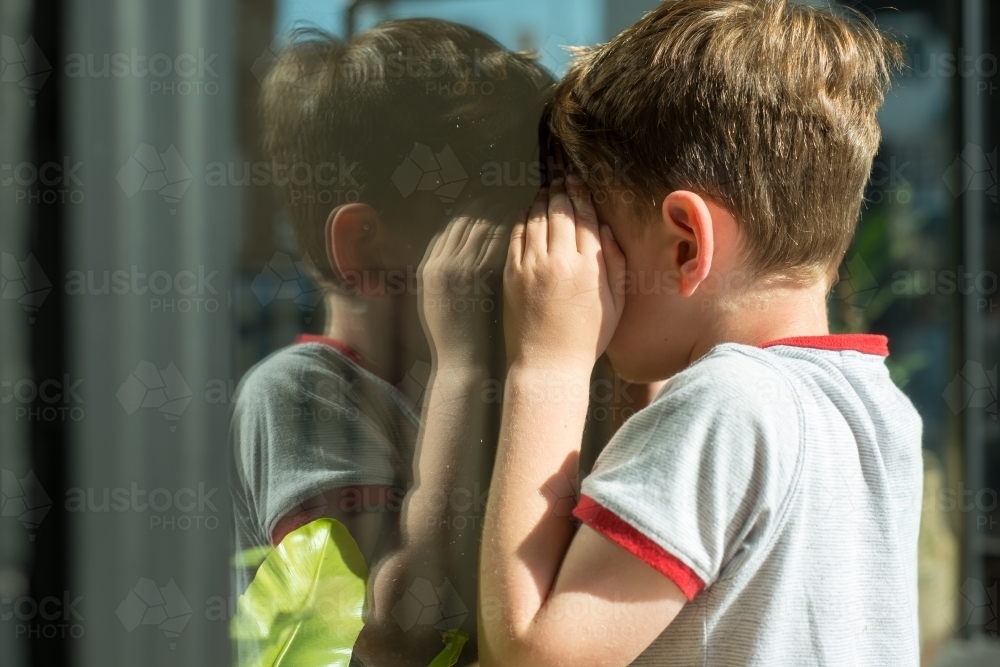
xmin=229 ymin=18 xmax=549 ymax=666
xmin=479 ymin=2 xmax=923 ymax=667
xmin=230 ymin=337 xmax=416 ymax=562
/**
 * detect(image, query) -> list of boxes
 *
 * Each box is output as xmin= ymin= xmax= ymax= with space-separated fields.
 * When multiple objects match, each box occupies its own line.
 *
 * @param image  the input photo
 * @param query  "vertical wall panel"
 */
xmin=0 ymin=1 xmax=36 ymax=665
xmin=64 ymin=0 xmax=240 ymax=664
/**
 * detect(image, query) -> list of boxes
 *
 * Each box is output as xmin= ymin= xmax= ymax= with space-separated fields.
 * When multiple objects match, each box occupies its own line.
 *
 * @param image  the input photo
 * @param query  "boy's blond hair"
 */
xmin=549 ymin=0 xmax=903 ymax=282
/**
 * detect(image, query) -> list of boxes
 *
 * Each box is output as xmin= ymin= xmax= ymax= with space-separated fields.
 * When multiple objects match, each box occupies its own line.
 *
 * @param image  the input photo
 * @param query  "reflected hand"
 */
xmin=418 ymin=216 xmax=508 ymax=367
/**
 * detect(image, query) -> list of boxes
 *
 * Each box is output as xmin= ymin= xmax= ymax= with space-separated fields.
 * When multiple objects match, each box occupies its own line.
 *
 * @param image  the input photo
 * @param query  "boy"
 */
xmin=478 ymin=1 xmax=922 ymax=665
xmin=230 ymin=19 xmax=549 ymax=665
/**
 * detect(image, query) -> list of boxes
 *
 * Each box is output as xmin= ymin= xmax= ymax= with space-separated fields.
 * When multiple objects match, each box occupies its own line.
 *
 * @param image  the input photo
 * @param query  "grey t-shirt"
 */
xmin=574 ymin=335 xmax=923 ymax=666
xmin=230 ymin=338 xmax=420 ymax=593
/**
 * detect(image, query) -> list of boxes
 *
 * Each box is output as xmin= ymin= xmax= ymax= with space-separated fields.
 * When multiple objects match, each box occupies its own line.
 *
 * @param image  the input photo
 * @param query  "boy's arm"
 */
xmin=479 ymin=180 xmax=686 ymax=667
xmin=357 ymin=217 xmax=505 ymax=665
xmin=394 ymin=215 xmax=508 ymax=552
xmin=357 ymin=370 xmax=491 ymax=665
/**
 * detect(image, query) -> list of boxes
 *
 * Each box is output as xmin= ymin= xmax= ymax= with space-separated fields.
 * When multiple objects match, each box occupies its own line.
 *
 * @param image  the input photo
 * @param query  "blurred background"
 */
xmin=0 ymin=0 xmax=997 ymax=665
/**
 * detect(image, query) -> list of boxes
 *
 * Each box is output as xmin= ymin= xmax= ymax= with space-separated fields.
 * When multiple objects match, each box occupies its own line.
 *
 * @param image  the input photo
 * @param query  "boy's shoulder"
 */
xmin=628 ymin=339 xmax=893 ymax=458
xmin=657 ymin=337 xmax=902 ymax=416
xmin=236 ymin=342 xmax=340 ymax=396
xmin=640 ymin=338 xmax=920 ymax=461
xmin=233 ymin=340 xmax=377 ymax=413
xmin=232 ymin=339 xmax=421 ymax=433
xmin=652 ymin=343 xmax=799 ymax=419
xmin=607 ymin=344 xmax=803 ymax=480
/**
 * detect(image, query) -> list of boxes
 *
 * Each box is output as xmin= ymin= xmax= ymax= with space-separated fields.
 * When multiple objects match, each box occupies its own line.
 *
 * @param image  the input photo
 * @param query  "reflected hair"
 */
xmin=261 ymin=19 xmax=553 ymax=286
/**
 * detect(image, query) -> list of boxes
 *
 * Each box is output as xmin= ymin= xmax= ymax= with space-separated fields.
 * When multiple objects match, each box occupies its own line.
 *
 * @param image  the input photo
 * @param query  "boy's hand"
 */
xmin=503 ymin=176 xmax=626 ymax=374
xmin=482 ymin=178 xmax=685 ymax=667
xmin=418 ymin=216 xmax=507 ymax=368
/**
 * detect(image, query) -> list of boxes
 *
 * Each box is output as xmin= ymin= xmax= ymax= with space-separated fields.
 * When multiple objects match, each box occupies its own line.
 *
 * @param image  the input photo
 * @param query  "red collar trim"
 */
xmin=294 ymin=334 xmax=366 ymax=367
xmin=758 ymin=334 xmax=888 ymax=357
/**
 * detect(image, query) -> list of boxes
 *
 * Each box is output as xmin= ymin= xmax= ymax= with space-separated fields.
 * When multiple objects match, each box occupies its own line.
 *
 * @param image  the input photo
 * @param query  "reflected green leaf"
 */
xmin=232 ymin=518 xmax=368 ymax=667
xmin=428 ymin=629 xmax=469 ymax=667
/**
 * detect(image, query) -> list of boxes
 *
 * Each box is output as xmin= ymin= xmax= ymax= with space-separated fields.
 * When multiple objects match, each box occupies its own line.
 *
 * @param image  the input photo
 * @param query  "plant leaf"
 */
xmin=427 ymin=629 xmax=469 ymax=667
xmin=232 ymin=518 xmax=368 ymax=667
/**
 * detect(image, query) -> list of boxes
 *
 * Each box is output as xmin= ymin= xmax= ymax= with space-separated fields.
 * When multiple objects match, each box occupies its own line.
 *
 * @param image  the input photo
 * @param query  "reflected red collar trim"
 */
xmin=294 ymin=334 xmax=366 ymax=367
xmin=758 ymin=334 xmax=889 ymax=357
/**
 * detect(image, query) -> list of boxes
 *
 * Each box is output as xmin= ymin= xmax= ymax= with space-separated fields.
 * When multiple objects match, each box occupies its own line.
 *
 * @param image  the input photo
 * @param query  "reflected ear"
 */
xmin=661 ymin=191 xmax=714 ymax=297
xmin=325 ymin=203 xmax=383 ymax=294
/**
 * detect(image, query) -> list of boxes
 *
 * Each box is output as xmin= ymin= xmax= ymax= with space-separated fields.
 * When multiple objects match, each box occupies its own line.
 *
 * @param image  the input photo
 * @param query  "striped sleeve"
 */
xmin=574 ymin=494 xmax=705 ymax=600
xmin=575 ymin=351 xmax=799 ymax=599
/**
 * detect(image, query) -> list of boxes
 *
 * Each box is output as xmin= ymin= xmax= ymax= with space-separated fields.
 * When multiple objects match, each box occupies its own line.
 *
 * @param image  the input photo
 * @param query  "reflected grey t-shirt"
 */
xmin=574 ymin=334 xmax=923 ymax=666
xmin=230 ymin=336 xmax=419 ymax=592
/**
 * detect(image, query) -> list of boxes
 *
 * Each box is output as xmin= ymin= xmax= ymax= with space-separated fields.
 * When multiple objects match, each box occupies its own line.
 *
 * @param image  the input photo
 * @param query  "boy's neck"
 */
xmin=688 ymin=280 xmax=831 ymax=364
xmin=321 ymin=292 xmax=426 ymax=386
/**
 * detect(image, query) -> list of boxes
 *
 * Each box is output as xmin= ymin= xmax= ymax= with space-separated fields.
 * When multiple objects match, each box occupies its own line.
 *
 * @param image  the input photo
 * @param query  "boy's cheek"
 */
xmin=609 ymin=298 xmax=686 ymax=376
xmin=606 ymin=307 xmax=648 ymax=368
xmin=605 ymin=339 xmax=657 ymax=384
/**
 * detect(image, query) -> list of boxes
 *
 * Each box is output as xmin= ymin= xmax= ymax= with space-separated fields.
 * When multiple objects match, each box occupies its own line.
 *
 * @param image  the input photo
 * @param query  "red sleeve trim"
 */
xmin=573 ymin=495 xmax=705 ymax=601
xmin=271 ymin=504 xmax=327 ymax=546
xmin=758 ymin=333 xmax=888 ymax=357
xmin=271 ymin=484 xmax=394 ymax=545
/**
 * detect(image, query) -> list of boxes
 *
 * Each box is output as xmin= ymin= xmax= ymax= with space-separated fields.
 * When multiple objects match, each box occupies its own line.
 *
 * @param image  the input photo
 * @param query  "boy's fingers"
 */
xmin=524 ymin=188 xmax=549 ymax=258
xmin=426 ymin=215 xmax=457 ymax=260
xmin=567 ymin=174 xmax=601 ymax=253
xmin=430 ymin=218 xmax=458 ymax=261
xmin=475 ymin=222 xmax=507 ymax=270
xmin=567 ymin=174 xmax=599 ymax=226
xmin=546 ymin=177 xmax=577 ymax=254
xmin=443 ymin=216 xmax=473 ymax=255
xmin=601 ymin=224 xmax=628 ymax=310
xmin=507 ymin=207 xmax=529 ymax=267
xmin=460 ymin=218 xmax=493 ymax=257
xmin=419 ymin=229 xmax=444 ymax=273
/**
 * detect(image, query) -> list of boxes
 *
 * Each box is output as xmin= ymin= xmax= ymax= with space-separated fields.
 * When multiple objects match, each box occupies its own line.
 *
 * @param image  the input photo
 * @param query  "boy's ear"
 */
xmin=661 ymin=191 xmax=714 ymax=297
xmin=325 ymin=203 xmax=384 ymax=294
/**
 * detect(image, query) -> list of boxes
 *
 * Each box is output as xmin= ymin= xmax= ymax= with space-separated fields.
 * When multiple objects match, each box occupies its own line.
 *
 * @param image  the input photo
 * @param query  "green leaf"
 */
xmin=427 ymin=629 xmax=469 ymax=667
xmin=232 ymin=518 xmax=368 ymax=667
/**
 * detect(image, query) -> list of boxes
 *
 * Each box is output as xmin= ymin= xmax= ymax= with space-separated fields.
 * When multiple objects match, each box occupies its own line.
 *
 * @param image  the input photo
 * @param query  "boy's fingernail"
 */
xmin=567 ymin=173 xmax=583 ymax=185
xmin=550 ymin=177 xmax=565 ymax=187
